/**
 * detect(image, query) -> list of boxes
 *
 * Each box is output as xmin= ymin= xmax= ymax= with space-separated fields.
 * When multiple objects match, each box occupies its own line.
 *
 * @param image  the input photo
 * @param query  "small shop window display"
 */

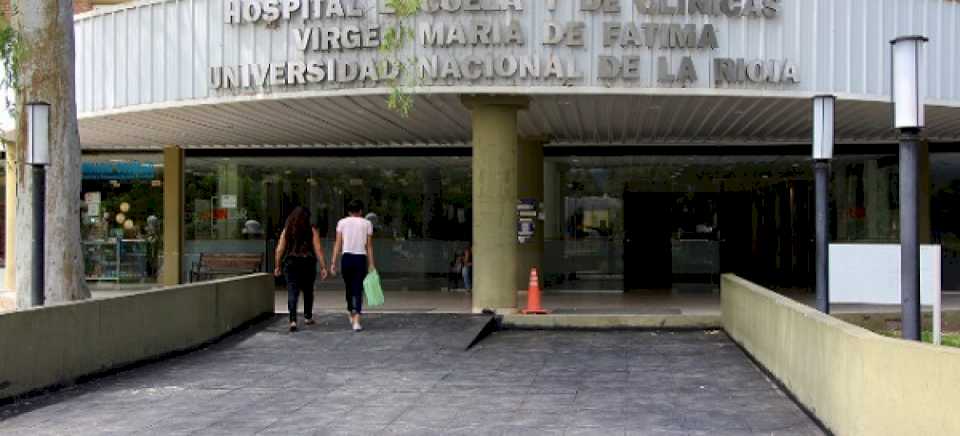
xmin=83 ymin=201 xmax=160 ymax=282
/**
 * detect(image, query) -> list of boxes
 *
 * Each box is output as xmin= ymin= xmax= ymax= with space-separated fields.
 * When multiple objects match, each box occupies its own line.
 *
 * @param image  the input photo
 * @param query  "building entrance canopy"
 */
xmin=74 ymin=0 xmax=960 ymax=148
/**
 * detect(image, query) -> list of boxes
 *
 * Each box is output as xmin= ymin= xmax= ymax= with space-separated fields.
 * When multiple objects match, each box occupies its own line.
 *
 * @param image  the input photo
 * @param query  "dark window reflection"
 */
xmin=69 ymin=150 xmax=960 ymax=294
xmin=544 ymin=154 xmax=906 ymax=293
xmin=184 ymin=156 xmax=471 ymax=290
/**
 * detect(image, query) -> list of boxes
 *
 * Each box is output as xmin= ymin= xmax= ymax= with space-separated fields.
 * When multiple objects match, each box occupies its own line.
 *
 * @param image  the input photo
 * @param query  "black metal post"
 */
xmin=31 ymin=165 xmax=45 ymax=306
xmin=900 ymin=128 xmax=921 ymax=341
xmin=814 ymin=160 xmax=830 ymax=313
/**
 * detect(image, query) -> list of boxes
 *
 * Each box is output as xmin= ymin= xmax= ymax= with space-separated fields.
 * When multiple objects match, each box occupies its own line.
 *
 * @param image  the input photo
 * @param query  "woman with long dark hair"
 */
xmin=330 ymin=200 xmax=375 ymax=332
xmin=274 ymin=207 xmax=329 ymax=332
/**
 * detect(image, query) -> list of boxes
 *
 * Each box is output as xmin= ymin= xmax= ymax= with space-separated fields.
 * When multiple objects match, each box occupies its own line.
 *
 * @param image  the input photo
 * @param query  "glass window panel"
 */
xmin=80 ymin=153 xmax=164 ymax=285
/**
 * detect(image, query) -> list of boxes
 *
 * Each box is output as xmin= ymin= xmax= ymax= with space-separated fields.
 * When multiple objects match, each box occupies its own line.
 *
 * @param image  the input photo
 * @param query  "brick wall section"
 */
xmin=75 ymin=0 xmax=95 ymax=13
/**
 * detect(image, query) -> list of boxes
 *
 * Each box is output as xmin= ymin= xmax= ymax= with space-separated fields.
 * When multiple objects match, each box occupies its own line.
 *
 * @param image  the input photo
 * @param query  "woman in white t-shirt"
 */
xmin=330 ymin=200 xmax=375 ymax=331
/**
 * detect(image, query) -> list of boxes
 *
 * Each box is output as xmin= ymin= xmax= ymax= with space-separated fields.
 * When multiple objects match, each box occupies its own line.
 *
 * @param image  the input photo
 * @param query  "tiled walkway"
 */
xmin=0 ymin=315 xmax=822 ymax=435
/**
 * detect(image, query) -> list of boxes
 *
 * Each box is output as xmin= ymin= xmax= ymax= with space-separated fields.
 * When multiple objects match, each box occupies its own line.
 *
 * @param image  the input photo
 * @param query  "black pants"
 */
xmin=341 ymin=253 xmax=368 ymax=315
xmin=284 ymin=256 xmax=316 ymax=322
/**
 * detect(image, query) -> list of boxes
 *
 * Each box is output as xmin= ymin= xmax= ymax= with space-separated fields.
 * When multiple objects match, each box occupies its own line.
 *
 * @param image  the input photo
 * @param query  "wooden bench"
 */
xmin=190 ymin=253 xmax=264 ymax=282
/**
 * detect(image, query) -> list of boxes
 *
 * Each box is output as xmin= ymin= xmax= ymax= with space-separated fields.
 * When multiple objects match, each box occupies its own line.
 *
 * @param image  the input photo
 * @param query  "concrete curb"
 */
xmin=501 ymin=314 xmax=722 ymax=329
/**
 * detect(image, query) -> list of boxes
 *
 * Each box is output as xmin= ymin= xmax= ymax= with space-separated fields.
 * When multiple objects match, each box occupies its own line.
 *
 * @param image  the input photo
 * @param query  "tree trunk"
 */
xmin=15 ymin=0 xmax=88 ymax=307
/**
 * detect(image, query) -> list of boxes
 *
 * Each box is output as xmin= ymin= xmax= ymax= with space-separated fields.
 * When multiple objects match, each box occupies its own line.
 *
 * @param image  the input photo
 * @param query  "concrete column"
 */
xmin=517 ymin=137 xmax=545 ymax=289
xmin=919 ymin=140 xmax=932 ymax=244
xmin=161 ymin=145 xmax=184 ymax=286
xmin=422 ymin=168 xmax=442 ymax=278
xmin=422 ymin=168 xmax=442 ymax=237
xmin=462 ymin=95 xmax=528 ymax=314
xmin=4 ymin=150 xmax=16 ymax=291
xmin=216 ymin=162 xmax=241 ymax=238
xmin=543 ymin=162 xmax=566 ymax=284
xmin=264 ymin=177 xmax=283 ymax=274
xmin=543 ymin=162 xmax=564 ymax=241
xmin=864 ymin=160 xmax=891 ymax=240
xmin=307 ymin=173 xmax=324 ymax=228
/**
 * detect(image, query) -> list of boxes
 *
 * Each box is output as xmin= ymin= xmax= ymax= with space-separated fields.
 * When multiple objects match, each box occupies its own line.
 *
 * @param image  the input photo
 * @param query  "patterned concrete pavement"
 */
xmin=0 ymin=315 xmax=824 ymax=435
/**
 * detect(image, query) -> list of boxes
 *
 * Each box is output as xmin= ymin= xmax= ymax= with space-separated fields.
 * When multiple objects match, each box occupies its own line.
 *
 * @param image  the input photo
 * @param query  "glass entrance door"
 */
xmin=623 ymin=192 xmax=721 ymax=292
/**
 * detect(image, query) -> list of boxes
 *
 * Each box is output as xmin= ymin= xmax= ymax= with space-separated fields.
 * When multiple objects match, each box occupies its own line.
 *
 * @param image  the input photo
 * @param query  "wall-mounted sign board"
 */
xmin=829 ymin=243 xmax=941 ymax=305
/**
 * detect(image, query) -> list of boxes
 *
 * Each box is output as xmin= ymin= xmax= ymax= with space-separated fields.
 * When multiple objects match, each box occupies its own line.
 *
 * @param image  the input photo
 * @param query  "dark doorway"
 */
xmin=623 ymin=193 xmax=674 ymax=290
xmin=717 ymin=192 xmax=754 ymax=277
xmin=623 ymin=191 xmax=770 ymax=292
xmin=623 ymin=186 xmax=814 ymax=293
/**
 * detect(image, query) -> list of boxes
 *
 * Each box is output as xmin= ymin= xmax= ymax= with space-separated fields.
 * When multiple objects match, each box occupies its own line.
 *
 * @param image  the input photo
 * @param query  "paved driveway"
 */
xmin=0 ymin=315 xmax=823 ymax=435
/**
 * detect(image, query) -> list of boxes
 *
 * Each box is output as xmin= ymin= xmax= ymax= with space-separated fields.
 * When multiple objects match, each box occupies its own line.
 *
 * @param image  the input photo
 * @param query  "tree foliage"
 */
xmin=0 ymin=5 xmax=24 ymax=119
xmin=379 ymin=0 xmax=421 ymax=117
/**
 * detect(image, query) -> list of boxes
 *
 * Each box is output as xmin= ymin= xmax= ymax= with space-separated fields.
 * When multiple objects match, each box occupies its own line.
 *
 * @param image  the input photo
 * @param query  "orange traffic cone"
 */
xmin=522 ymin=268 xmax=549 ymax=315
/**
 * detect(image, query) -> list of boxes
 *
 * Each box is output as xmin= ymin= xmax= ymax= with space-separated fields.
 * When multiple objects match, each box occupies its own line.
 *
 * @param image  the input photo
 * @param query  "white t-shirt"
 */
xmin=337 ymin=216 xmax=373 ymax=255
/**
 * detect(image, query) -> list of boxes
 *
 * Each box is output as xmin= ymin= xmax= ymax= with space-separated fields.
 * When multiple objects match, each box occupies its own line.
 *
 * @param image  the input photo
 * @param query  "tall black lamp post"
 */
xmin=812 ymin=95 xmax=835 ymax=314
xmin=891 ymin=35 xmax=928 ymax=341
xmin=26 ymin=101 xmax=50 ymax=307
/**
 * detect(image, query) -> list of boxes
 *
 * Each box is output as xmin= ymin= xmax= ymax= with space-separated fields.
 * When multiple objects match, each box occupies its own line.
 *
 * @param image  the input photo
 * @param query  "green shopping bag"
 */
xmin=363 ymin=269 xmax=385 ymax=307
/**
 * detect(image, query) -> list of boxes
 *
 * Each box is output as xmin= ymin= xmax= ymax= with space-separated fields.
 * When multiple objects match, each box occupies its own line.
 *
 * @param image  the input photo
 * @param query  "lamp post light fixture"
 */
xmin=891 ymin=35 xmax=928 ymax=341
xmin=26 ymin=101 xmax=51 ymax=307
xmin=812 ymin=95 xmax=835 ymax=314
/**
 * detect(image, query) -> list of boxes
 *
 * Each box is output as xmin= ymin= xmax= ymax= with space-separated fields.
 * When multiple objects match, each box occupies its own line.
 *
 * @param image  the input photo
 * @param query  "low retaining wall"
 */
xmin=722 ymin=274 xmax=960 ymax=436
xmin=0 ymin=274 xmax=273 ymax=401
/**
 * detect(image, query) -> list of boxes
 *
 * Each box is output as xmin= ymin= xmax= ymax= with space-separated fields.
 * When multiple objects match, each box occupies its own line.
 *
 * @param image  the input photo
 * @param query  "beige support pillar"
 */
xmin=517 ymin=137 xmax=545 ymax=290
xmin=462 ymin=96 xmax=528 ymax=314
xmin=4 ymin=149 xmax=16 ymax=291
xmin=161 ymin=145 xmax=185 ymax=286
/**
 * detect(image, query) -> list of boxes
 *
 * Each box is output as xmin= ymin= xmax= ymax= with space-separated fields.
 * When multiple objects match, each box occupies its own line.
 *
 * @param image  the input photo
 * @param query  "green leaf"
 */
xmin=0 ymin=10 xmax=24 ymax=120
xmin=380 ymin=0 xmax=422 ymax=117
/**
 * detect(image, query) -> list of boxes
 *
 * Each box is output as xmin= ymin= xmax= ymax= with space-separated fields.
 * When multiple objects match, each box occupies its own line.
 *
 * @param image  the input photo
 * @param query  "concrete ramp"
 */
xmin=0 ymin=314 xmax=823 ymax=435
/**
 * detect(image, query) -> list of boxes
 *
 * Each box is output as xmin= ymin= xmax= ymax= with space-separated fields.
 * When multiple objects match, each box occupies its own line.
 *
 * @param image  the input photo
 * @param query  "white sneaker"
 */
xmin=352 ymin=323 xmax=363 ymax=332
